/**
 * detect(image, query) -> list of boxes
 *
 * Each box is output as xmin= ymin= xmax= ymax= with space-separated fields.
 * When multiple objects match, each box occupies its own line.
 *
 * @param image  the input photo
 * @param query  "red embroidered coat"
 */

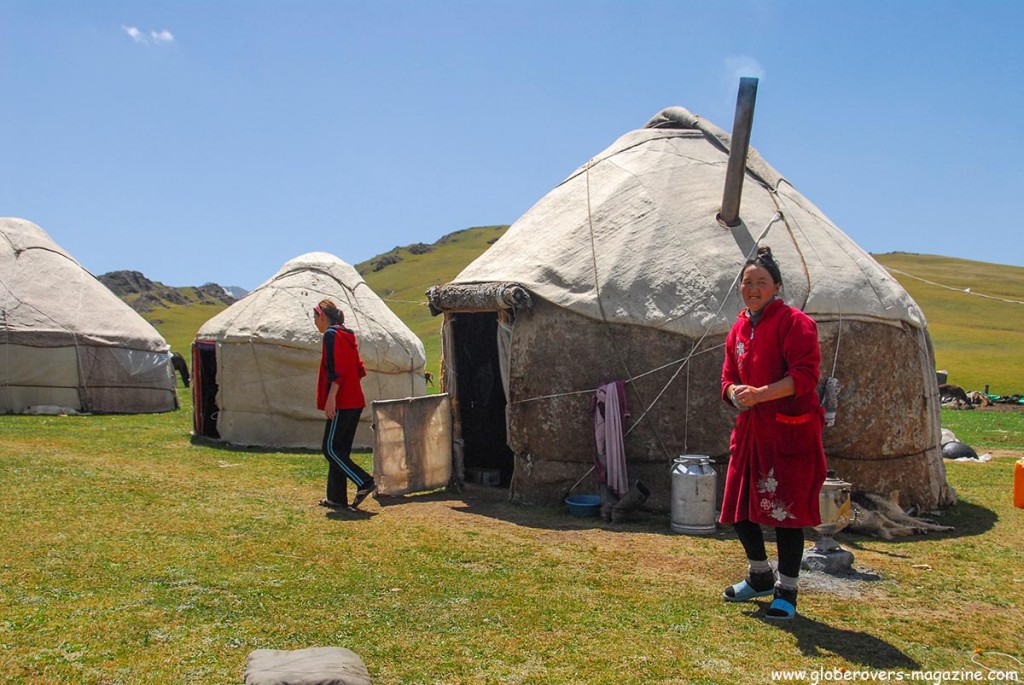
xmin=719 ymin=299 xmax=827 ymax=528
xmin=317 ymin=325 xmax=367 ymax=411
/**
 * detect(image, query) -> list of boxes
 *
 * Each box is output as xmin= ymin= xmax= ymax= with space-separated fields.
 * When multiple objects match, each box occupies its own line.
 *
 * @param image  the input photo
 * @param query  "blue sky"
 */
xmin=2 ymin=1 xmax=1022 ymax=290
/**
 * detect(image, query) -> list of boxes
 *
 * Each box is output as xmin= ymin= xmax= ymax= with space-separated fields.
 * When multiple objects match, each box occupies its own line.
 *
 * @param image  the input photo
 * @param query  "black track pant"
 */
xmin=733 ymin=520 xmax=805 ymax=579
xmin=322 ymin=408 xmax=371 ymax=505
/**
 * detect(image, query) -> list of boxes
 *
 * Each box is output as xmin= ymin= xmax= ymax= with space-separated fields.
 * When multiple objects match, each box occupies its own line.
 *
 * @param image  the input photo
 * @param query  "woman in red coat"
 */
xmin=719 ymin=247 xmax=827 ymax=620
xmin=313 ymin=299 xmax=376 ymax=510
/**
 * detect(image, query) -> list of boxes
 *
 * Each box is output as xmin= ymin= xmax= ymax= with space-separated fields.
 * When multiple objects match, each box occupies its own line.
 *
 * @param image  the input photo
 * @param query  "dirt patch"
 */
xmin=800 ymin=567 xmax=886 ymax=598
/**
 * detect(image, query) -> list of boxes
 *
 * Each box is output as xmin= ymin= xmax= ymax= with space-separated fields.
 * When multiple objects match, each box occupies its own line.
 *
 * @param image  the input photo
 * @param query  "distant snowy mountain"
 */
xmin=222 ymin=285 xmax=249 ymax=300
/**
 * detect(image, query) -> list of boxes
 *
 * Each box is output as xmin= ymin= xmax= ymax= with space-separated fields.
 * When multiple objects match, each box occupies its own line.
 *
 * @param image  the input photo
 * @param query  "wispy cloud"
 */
xmin=122 ymin=25 xmax=175 ymax=46
xmin=150 ymin=29 xmax=175 ymax=44
xmin=122 ymin=25 xmax=145 ymax=43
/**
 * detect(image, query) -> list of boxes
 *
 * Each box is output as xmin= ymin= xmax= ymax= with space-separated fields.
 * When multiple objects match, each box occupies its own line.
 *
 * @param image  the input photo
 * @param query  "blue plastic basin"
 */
xmin=565 ymin=495 xmax=601 ymax=517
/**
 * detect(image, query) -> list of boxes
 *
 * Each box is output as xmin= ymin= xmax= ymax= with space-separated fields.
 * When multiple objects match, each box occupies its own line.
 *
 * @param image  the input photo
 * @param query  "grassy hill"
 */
xmin=872 ymin=253 xmax=1024 ymax=395
xmin=130 ymin=232 xmax=1022 ymax=396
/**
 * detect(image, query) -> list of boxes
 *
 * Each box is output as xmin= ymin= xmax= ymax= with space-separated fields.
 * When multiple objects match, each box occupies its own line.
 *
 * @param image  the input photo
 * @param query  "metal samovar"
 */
xmin=813 ymin=471 xmax=852 ymax=552
xmin=802 ymin=470 xmax=855 ymax=572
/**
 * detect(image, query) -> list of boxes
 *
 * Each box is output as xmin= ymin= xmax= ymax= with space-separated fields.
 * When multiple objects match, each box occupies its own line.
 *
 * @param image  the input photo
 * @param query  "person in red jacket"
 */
xmin=719 ymin=246 xmax=827 ymax=621
xmin=313 ymin=299 xmax=376 ymax=509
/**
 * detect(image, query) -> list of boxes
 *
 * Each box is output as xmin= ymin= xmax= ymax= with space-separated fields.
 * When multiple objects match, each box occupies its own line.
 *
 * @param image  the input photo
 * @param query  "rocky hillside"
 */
xmin=99 ymin=270 xmax=241 ymax=313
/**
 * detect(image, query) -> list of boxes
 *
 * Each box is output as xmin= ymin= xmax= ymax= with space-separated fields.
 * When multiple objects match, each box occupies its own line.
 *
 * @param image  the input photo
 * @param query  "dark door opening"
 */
xmin=192 ymin=340 xmax=220 ymax=439
xmin=451 ymin=312 xmax=513 ymax=486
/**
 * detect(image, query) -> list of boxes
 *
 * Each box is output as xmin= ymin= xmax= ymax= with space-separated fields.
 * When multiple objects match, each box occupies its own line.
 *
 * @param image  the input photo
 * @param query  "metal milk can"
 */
xmin=670 ymin=455 xmax=718 ymax=535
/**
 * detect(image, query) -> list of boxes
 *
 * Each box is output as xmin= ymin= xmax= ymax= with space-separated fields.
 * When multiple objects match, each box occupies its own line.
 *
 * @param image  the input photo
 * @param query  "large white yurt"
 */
xmin=0 ymin=217 xmax=177 ymax=414
xmin=427 ymin=106 xmax=955 ymax=512
xmin=193 ymin=252 xmax=426 ymax=449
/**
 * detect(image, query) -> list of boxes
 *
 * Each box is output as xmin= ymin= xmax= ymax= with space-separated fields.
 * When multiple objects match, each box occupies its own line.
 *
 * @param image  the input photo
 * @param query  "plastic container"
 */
xmin=1014 ymin=459 xmax=1024 ymax=509
xmin=670 ymin=455 xmax=718 ymax=535
xmin=565 ymin=495 xmax=601 ymax=518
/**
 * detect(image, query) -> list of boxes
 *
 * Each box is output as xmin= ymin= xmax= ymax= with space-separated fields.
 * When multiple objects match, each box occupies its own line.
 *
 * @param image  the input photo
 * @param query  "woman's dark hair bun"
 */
xmin=744 ymin=245 xmax=783 ymax=285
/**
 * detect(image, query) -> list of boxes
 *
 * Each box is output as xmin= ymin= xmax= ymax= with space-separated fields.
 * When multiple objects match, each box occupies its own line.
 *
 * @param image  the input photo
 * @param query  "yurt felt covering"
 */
xmin=1 ymin=217 xmax=176 ymax=414
xmin=195 ymin=252 xmax=426 ymax=449
xmin=430 ymin=107 xmax=953 ymax=511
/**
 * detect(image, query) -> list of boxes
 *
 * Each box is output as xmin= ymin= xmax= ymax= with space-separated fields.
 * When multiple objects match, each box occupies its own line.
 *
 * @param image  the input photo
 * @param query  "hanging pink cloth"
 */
xmin=593 ymin=380 xmax=629 ymax=499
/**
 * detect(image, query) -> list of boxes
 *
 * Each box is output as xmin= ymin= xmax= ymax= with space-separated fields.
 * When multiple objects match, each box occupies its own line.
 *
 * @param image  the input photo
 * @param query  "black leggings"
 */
xmin=733 ymin=520 xmax=805 ymax=579
xmin=322 ymin=408 xmax=371 ymax=504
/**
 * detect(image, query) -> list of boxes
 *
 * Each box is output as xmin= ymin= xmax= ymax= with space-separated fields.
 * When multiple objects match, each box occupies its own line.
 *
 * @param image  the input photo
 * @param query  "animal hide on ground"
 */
xmin=847 ymin=491 xmax=955 ymax=540
xmin=966 ymin=391 xmax=992 ymax=407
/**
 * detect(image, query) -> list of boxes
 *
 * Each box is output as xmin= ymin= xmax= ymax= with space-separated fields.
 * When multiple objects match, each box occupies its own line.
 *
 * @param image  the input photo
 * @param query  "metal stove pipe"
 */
xmin=718 ymin=77 xmax=759 ymax=227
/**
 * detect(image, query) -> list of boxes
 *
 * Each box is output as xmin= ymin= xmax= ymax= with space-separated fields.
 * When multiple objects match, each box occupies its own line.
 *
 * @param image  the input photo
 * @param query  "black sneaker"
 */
xmin=350 ymin=481 xmax=377 ymax=509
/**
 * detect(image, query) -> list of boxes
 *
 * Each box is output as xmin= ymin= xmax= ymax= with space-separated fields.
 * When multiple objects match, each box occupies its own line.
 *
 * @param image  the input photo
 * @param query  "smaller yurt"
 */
xmin=193 ymin=252 xmax=427 ymax=449
xmin=1 ymin=217 xmax=176 ymax=414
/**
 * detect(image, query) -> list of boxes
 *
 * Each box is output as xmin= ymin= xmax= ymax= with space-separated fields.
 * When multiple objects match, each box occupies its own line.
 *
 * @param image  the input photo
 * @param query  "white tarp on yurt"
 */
xmin=0 ymin=217 xmax=176 ymax=414
xmin=194 ymin=251 xmax=426 ymax=449
xmin=454 ymin=107 xmax=924 ymax=336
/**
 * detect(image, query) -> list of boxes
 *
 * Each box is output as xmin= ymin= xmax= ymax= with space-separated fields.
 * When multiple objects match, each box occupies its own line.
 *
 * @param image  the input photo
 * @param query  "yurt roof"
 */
xmin=0 ymin=217 xmax=169 ymax=351
xmin=448 ymin=107 xmax=924 ymax=339
xmin=196 ymin=251 xmax=425 ymax=373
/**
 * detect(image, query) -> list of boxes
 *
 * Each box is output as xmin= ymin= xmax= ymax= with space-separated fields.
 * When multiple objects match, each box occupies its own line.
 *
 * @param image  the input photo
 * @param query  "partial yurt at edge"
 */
xmin=193 ymin=252 xmax=427 ymax=449
xmin=0 ymin=217 xmax=177 ymax=414
xmin=427 ymin=107 xmax=955 ymax=512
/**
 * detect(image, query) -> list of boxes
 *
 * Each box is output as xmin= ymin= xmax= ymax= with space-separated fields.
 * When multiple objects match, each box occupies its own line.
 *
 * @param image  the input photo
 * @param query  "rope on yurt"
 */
xmin=585 ymin=154 xmax=676 ymax=456
xmin=885 ymin=268 xmax=1024 ymax=305
xmin=511 ymin=212 xmax=785 ymax=431
xmin=584 ymin=158 xmax=609 ymax=324
xmin=0 ymin=290 xmax=10 ymax=411
xmin=67 ymin=271 xmax=90 ymax=411
xmin=0 ymin=229 xmax=14 ymax=407
xmin=0 ymin=266 xmax=15 ymax=409
xmin=768 ymin=183 xmax=843 ymax=418
xmin=683 ymin=340 xmax=693 ymax=453
xmin=510 ymin=343 xmax=727 ymax=405
xmin=616 ymin=355 xmax=673 ymax=461
xmin=623 ymin=212 xmax=783 ymax=437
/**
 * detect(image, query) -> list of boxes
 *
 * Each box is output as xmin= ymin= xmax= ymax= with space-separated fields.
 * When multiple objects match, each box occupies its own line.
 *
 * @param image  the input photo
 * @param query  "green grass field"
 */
xmin=3 ymin=235 xmax=1021 ymax=683
xmin=0 ymin=387 xmax=1021 ymax=684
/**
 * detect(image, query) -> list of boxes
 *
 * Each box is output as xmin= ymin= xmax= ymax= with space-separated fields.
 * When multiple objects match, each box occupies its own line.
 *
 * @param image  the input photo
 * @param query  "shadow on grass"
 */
xmin=355 ymin=484 xmax=1004 ymax=564
xmin=743 ymin=606 xmax=920 ymax=669
xmin=189 ymin=433 xmax=319 ymax=454
xmin=326 ymin=508 xmax=377 ymax=521
xmin=188 ymin=432 xmax=321 ymax=454
xmin=371 ymin=484 xmax=702 ymax=535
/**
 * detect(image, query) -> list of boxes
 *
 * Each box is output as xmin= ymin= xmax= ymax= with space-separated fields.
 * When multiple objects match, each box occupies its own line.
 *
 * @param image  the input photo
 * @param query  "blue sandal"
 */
xmin=723 ymin=578 xmax=776 ymax=602
xmin=765 ymin=588 xmax=798 ymax=620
